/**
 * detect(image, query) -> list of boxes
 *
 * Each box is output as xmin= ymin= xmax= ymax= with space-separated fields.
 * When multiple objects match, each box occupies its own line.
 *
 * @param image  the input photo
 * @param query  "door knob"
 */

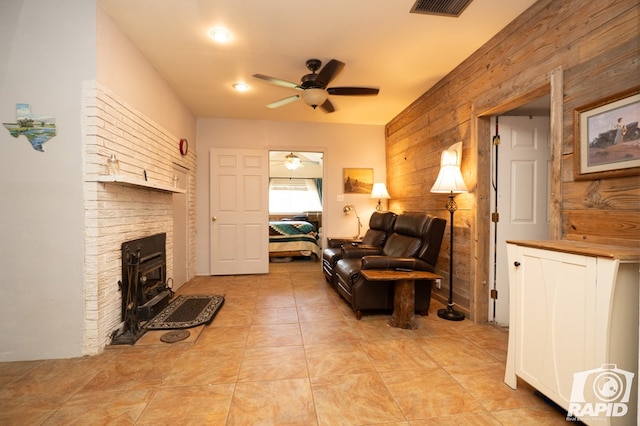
xmin=514 ymin=261 xmax=521 ymax=267
xmin=212 ymin=216 xmax=217 ymax=222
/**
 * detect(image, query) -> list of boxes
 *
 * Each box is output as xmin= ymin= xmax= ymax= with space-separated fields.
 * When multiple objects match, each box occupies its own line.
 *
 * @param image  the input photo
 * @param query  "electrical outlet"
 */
xmin=337 ymin=194 xmax=344 ymax=202
xmin=435 ymin=279 xmax=441 ymax=289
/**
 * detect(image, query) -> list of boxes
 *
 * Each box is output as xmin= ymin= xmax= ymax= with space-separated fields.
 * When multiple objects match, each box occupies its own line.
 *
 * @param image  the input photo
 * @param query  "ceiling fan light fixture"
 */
xmin=255 ymin=59 xmax=378 ymax=113
xmin=302 ymin=88 xmax=328 ymax=109
xmin=209 ymin=28 xmax=232 ymax=43
xmin=233 ymin=82 xmax=249 ymax=92
xmin=284 ymin=152 xmax=301 ymax=170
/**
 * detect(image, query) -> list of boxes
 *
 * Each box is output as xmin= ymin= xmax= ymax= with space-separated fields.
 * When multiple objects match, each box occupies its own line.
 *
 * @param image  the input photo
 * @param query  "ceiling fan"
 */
xmin=252 ymin=59 xmax=379 ymax=113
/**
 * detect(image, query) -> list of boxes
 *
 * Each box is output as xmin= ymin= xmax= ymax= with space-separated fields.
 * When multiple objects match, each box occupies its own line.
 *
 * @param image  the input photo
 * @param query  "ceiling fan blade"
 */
xmin=266 ymin=95 xmax=300 ymax=109
xmin=327 ymin=87 xmax=379 ymax=96
xmin=315 ymin=59 xmax=345 ymax=87
xmin=252 ymin=74 xmax=301 ymax=90
xmin=319 ymin=99 xmax=335 ymax=113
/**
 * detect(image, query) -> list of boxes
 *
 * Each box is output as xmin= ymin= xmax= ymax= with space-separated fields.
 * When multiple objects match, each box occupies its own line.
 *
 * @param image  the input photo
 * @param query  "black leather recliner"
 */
xmin=322 ymin=211 xmax=396 ymax=285
xmin=334 ymin=212 xmax=446 ymax=319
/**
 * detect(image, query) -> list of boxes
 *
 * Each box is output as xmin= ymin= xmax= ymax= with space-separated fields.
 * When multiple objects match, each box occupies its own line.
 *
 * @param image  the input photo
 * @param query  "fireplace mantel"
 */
xmin=94 ymin=175 xmax=186 ymax=194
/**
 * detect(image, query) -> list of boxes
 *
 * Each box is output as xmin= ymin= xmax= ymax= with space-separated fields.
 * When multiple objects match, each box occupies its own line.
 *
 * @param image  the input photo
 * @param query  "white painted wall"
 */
xmin=96 ymin=6 xmax=195 ymax=141
xmin=0 ymin=0 xmax=96 ymax=361
xmin=195 ymin=118 xmax=386 ymax=275
xmin=0 ymin=1 xmax=198 ymax=361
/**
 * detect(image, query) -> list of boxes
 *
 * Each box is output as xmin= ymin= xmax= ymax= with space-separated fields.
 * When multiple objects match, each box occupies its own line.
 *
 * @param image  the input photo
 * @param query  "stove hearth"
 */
xmin=111 ymin=233 xmax=172 ymax=345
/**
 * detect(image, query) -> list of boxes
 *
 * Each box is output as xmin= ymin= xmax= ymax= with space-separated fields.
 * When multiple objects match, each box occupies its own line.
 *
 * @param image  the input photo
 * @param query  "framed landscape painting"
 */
xmin=574 ymin=86 xmax=640 ymax=180
xmin=343 ymin=168 xmax=373 ymax=194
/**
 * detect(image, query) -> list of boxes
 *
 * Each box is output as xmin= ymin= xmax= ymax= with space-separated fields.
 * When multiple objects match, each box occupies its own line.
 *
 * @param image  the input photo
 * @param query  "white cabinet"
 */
xmin=504 ymin=240 xmax=639 ymax=425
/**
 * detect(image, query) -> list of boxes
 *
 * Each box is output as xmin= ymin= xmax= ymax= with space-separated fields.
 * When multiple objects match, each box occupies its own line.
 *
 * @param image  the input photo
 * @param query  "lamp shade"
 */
xmin=302 ymin=88 xmax=328 ymax=108
xmin=370 ymin=183 xmax=391 ymax=200
xmin=431 ymin=164 xmax=467 ymax=193
xmin=431 ymin=142 xmax=468 ymax=194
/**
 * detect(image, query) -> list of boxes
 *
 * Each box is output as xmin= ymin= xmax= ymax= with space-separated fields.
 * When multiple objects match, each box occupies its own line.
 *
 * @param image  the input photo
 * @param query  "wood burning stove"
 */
xmin=111 ymin=233 xmax=172 ymax=345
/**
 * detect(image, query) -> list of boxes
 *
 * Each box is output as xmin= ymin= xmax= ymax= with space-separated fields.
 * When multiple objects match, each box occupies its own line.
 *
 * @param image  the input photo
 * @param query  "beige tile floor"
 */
xmin=0 ymin=260 xmax=571 ymax=425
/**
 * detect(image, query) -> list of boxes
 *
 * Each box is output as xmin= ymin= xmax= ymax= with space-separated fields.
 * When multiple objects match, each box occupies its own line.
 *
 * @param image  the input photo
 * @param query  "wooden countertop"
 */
xmin=506 ymin=240 xmax=640 ymax=261
xmin=360 ymin=269 xmax=443 ymax=281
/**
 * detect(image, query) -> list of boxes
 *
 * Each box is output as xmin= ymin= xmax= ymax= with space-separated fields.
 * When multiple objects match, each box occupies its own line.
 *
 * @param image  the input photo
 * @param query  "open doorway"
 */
xmin=268 ymin=151 xmax=324 ymax=262
xmin=488 ymin=99 xmax=551 ymax=325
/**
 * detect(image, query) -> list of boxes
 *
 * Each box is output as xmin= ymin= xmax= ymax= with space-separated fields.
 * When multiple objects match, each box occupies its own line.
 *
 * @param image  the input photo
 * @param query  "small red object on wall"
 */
xmin=179 ymin=139 xmax=188 ymax=156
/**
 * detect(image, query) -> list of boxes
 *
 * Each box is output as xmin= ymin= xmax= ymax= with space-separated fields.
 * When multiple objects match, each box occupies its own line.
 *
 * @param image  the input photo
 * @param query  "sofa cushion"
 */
xmin=381 ymin=212 xmax=430 ymax=258
xmin=392 ymin=212 xmax=429 ymax=238
xmin=361 ymin=211 xmax=396 ymax=246
xmin=415 ymin=216 xmax=447 ymax=268
xmin=382 ymin=233 xmax=421 ymax=257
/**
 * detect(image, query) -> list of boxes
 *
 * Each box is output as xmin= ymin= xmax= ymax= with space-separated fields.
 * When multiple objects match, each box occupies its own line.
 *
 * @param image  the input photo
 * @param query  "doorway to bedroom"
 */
xmin=268 ymin=151 xmax=324 ymax=262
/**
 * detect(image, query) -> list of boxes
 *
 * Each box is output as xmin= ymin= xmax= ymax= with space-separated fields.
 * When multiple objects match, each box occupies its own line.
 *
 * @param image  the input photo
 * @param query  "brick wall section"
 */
xmin=82 ymin=81 xmax=196 ymax=354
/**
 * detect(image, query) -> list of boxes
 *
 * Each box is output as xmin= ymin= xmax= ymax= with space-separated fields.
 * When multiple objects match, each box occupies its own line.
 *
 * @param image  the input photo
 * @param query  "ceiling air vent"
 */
xmin=410 ymin=0 xmax=474 ymax=17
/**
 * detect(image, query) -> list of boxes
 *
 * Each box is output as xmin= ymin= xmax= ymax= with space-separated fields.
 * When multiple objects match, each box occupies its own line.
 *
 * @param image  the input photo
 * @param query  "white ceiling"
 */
xmin=99 ymin=0 xmax=538 ymax=126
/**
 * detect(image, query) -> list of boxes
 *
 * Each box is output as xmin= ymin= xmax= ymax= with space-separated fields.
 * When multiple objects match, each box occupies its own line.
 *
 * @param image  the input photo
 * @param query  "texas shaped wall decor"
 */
xmin=3 ymin=103 xmax=57 ymax=152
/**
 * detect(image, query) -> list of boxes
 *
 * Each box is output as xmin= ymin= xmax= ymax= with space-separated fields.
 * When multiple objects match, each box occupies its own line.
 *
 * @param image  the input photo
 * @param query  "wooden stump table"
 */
xmin=360 ymin=269 xmax=443 ymax=329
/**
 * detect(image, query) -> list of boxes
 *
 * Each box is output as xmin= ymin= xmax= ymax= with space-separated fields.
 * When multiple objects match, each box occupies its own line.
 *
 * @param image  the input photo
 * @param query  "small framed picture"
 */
xmin=343 ymin=168 xmax=374 ymax=194
xmin=574 ymin=86 xmax=640 ymax=180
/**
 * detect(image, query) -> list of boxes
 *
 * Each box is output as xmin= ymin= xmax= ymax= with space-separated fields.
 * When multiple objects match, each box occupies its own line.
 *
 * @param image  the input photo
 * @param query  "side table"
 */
xmin=360 ymin=269 xmax=443 ymax=329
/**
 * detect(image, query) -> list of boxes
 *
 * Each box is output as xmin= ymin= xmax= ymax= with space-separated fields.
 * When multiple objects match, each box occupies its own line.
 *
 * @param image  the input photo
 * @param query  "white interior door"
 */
xmin=172 ymin=164 xmax=189 ymax=289
xmin=490 ymin=116 xmax=550 ymax=325
xmin=210 ymin=148 xmax=269 ymax=275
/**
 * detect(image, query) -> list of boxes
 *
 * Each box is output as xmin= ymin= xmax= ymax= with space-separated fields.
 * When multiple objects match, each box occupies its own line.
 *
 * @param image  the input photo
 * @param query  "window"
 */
xmin=269 ymin=178 xmax=322 ymax=213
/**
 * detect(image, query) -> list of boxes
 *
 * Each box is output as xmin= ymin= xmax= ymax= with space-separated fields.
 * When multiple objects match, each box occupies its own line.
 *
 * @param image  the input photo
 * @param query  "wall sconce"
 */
xmin=284 ymin=152 xmax=301 ymax=170
xmin=343 ymin=204 xmax=363 ymax=239
xmin=430 ymin=141 xmax=468 ymax=321
xmin=370 ymin=183 xmax=391 ymax=211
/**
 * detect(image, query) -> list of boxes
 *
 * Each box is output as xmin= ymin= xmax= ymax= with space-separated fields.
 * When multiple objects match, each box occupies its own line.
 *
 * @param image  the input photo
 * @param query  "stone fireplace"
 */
xmin=82 ymin=81 xmax=196 ymax=355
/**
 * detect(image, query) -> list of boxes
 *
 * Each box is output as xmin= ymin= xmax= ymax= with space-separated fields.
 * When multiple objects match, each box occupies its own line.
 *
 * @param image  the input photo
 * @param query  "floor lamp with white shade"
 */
xmin=430 ymin=142 xmax=468 ymax=321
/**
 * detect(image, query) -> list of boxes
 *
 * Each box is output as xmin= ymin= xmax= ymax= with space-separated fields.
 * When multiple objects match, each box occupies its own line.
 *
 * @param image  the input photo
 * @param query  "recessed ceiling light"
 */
xmin=209 ymin=28 xmax=231 ymax=43
xmin=233 ymin=83 xmax=249 ymax=92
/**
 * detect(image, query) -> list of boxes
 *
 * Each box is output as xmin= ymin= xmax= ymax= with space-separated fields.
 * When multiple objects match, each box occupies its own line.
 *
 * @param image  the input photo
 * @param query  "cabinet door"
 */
xmin=515 ymin=247 xmax=596 ymax=404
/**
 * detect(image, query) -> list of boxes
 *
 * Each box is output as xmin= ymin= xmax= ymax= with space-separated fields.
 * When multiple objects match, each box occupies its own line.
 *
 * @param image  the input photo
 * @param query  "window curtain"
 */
xmin=313 ymin=178 xmax=322 ymax=204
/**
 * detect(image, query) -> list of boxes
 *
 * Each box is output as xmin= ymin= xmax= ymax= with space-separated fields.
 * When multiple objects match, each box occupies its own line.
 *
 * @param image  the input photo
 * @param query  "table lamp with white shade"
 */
xmin=371 ymin=183 xmax=391 ymax=211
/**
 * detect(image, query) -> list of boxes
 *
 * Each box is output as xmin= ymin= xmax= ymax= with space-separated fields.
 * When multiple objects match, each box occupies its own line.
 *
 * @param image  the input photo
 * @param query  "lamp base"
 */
xmin=437 ymin=305 xmax=465 ymax=321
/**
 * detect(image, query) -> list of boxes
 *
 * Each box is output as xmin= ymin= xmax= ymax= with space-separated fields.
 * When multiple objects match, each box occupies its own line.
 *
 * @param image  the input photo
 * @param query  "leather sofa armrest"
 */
xmin=327 ymin=237 xmax=360 ymax=248
xmin=341 ymin=245 xmax=383 ymax=258
xmin=361 ymin=256 xmax=434 ymax=271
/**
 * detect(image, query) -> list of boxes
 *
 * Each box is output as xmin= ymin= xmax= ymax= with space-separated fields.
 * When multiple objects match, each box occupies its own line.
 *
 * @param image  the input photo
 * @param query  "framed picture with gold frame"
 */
xmin=574 ymin=86 xmax=640 ymax=180
xmin=343 ymin=168 xmax=373 ymax=194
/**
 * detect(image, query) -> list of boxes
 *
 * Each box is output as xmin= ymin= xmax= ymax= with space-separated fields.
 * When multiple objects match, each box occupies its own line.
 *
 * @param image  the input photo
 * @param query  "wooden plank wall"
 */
xmin=385 ymin=0 xmax=639 ymax=322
